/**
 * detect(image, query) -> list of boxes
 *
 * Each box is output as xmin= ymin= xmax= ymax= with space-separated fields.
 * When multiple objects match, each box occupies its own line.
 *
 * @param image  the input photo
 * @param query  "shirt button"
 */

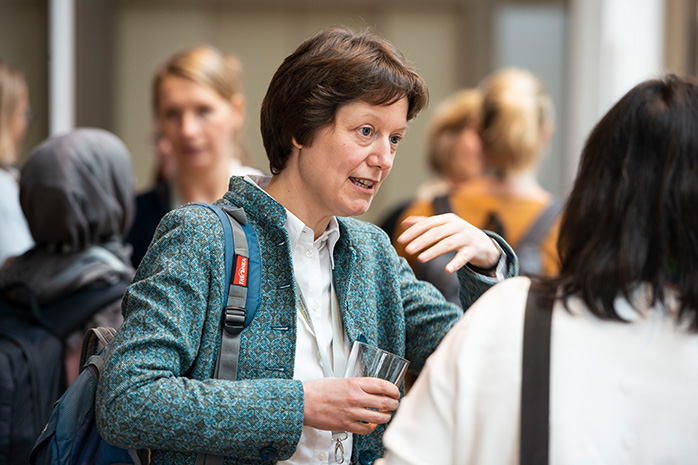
xmin=306 ymin=248 xmax=314 ymax=257
xmin=311 ymin=301 xmax=319 ymax=312
xmin=318 ymin=451 xmax=327 ymax=460
xmin=316 ymin=351 xmax=322 ymax=361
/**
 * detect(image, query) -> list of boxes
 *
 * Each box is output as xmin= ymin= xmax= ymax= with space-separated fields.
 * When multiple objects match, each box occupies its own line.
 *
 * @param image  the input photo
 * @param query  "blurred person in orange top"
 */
xmin=395 ymin=68 xmax=561 ymax=306
xmin=380 ymin=88 xmax=483 ymax=250
xmin=391 ymin=88 xmax=484 ymax=304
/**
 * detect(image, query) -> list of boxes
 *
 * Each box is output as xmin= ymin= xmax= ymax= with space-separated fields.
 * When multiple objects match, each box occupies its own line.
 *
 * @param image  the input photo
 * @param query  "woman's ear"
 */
xmin=291 ymin=137 xmax=303 ymax=150
xmin=229 ymin=93 xmax=246 ymax=130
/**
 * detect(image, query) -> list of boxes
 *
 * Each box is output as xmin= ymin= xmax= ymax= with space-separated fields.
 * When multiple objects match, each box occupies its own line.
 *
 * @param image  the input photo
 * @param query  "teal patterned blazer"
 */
xmin=96 ymin=176 xmax=517 ymax=465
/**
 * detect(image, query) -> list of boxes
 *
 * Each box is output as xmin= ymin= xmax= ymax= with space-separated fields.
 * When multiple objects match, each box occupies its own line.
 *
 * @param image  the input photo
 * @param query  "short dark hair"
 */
xmin=261 ymin=27 xmax=429 ymax=174
xmin=551 ymin=74 xmax=698 ymax=330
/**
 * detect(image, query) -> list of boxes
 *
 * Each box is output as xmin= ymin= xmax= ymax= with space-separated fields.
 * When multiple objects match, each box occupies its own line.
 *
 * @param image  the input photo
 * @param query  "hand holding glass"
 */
xmin=344 ymin=341 xmax=409 ymax=386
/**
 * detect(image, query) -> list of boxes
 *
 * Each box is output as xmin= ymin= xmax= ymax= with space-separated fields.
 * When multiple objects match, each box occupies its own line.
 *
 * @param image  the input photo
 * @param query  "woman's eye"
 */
xmin=197 ymin=106 xmax=213 ymax=117
xmin=163 ymin=110 xmax=179 ymax=122
xmin=359 ymin=127 xmax=372 ymax=137
xmin=390 ymin=135 xmax=402 ymax=145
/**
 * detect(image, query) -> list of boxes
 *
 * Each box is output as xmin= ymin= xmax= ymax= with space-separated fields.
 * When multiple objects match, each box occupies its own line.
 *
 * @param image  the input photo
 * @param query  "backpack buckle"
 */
xmin=223 ymin=306 xmax=246 ymax=335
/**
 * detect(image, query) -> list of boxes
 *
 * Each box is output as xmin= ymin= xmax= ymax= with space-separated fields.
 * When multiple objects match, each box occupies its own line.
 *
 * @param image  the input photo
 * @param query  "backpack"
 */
xmin=0 ymin=276 xmax=130 ymax=465
xmin=0 ymin=311 xmax=64 ymax=465
xmin=29 ymin=203 xmax=262 ymax=465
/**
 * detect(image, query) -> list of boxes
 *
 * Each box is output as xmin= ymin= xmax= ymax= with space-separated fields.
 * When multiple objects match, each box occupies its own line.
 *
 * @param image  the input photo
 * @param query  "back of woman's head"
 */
xmin=428 ymin=88 xmax=482 ymax=177
xmin=0 ymin=60 xmax=27 ymax=165
xmin=557 ymin=74 xmax=698 ymax=329
xmin=261 ymin=27 xmax=429 ymax=174
xmin=479 ymin=68 xmax=553 ymax=173
xmin=151 ymin=45 xmax=243 ymax=115
xmin=20 ymin=128 xmax=134 ymax=251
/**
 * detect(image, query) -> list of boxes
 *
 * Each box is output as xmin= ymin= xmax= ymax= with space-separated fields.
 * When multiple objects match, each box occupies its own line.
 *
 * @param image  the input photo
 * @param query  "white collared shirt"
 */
xmin=245 ymin=176 xmax=352 ymax=464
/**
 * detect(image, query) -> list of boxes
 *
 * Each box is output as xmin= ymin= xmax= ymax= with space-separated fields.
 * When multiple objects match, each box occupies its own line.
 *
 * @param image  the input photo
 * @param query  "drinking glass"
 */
xmin=344 ymin=341 xmax=409 ymax=385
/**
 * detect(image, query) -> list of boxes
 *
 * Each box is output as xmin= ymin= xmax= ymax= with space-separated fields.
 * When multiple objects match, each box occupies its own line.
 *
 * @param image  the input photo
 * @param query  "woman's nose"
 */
xmin=370 ymin=137 xmax=394 ymax=170
xmin=180 ymin=112 xmax=200 ymax=137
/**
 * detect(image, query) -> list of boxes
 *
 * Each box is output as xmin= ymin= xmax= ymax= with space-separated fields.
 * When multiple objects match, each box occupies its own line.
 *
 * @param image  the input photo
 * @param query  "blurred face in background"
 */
xmin=156 ymin=75 xmax=244 ymax=173
xmin=449 ymin=124 xmax=482 ymax=184
xmin=9 ymin=86 xmax=29 ymax=162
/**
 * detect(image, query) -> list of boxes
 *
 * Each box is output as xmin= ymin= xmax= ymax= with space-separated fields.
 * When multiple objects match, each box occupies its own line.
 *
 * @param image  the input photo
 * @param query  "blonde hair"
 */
xmin=152 ymin=46 xmax=247 ymax=164
xmin=479 ymin=68 xmax=553 ymax=172
xmin=0 ymin=60 xmax=27 ymax=165
xmin=427 ymin=88 xmax=482 ymax=176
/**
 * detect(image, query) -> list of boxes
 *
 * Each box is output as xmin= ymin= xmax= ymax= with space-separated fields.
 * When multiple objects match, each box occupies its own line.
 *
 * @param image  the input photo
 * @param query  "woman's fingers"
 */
xmin=302 ymin=377 xmax=400 ymax=434
xmin=397 ymin=214 xmax=500 ymax=271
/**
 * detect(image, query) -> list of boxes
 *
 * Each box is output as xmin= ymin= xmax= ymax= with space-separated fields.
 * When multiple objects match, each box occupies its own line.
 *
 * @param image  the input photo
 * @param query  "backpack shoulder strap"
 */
xmin=517 ymin=199 xmax=563 ymax=251
xmin=431 ymin=193 xmax=453 ymax=216
xmin=520 ymin=281 xmax=554 ymax=465
xmin=188 ymin=202 xmax=261 ymax=381
xmin=189 ymin=202 xmax=261 ymax=465
xmin=79 ymin=326 xmax=117 ymax=369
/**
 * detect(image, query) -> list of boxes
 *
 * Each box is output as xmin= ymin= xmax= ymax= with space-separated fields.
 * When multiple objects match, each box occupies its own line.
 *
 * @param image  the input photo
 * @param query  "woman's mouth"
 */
xmin=350 ymin=177 xmax=376 ymax=190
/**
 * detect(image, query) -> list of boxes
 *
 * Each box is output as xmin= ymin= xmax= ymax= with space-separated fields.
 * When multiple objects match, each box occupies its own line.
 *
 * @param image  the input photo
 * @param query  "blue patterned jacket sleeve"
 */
xmin=95 ymin=205 xmax=304 ymax=462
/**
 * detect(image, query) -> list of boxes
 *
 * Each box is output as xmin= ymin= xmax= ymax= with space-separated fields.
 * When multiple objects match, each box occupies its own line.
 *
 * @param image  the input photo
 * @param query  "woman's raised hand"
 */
xmin=397 ymin=213 xmax=501 ymax=274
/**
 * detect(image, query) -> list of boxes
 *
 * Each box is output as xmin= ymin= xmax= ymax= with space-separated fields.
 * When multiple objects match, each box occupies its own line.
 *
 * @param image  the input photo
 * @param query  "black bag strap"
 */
xmin=431 ymin=193 xmax=454 ymax=216
xmin=520 ymin=282 xmax=554 ymax=465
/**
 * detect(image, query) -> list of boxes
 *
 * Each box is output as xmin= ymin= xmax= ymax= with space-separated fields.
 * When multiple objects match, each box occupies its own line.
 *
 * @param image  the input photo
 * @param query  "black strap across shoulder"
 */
xmin=520 ymin=282 xmax=554 ymax=465
xmin=431 ymin=193 xmax=454 ymax=216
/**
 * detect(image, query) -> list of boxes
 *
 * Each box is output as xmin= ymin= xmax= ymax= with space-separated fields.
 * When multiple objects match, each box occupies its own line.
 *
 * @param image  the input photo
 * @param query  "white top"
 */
xmin=0 ymin=167 xmax=33 ymax=267
xmin=246 ymin=175 xmax=352 ymax=465
xmin=379 ymin=277 xmax=698 ymax=465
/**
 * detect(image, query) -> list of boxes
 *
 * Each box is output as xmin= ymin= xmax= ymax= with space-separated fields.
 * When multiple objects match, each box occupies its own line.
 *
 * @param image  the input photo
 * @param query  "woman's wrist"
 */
xmin=466 ymin=238 xmax=503 ymax=277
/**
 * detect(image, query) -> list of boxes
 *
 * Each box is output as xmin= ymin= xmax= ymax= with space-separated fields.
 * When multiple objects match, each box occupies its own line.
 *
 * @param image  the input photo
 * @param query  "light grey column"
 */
xmin=563 ymin=0 xmax=665 ymax=191
xmin=49 ymin=0 xmax=75 ymax=135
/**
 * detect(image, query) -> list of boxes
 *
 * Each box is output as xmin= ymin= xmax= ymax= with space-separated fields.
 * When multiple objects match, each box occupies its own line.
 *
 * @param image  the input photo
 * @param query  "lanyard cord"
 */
xmin=295 ymin=279 xmax=346 ymax=378
xmin=295 ymin=278 xmax=350 ymax=463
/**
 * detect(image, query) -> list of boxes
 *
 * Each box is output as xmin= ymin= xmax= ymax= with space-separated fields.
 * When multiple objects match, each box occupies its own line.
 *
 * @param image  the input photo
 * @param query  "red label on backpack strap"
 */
xmin=233 ymin=255 xmax=248 ymax=287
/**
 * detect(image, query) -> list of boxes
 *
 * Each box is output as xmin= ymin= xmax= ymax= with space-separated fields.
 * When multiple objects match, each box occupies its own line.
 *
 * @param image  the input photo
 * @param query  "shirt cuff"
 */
xmin=466 ymin=237 xmax=506 ymax=281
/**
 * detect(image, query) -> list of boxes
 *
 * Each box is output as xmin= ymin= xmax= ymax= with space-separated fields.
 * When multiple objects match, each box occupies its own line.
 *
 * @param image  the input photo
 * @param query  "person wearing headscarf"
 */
xmin=0 ymin=127 xmax=135 ymax=384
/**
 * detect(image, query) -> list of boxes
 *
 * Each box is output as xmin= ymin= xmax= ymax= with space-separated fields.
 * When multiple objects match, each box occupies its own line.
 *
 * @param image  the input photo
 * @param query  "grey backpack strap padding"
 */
xmin=214 ymin=210 xmax=249 ymax=382
xmin=197 ymin=205 xmax=251 ymax=465
xmin=517 ymin=199 xmax=563 ymax=252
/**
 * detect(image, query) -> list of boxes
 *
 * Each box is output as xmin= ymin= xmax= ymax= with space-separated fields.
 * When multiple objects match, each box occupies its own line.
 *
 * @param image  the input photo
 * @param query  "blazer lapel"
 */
xmin=332 ymin=237 xmax=372 ymax=345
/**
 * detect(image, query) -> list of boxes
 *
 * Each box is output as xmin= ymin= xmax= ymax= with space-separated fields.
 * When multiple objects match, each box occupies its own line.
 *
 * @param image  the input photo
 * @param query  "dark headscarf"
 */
xmin=20 ymin=128 xmax=134 ymax=251
xmin=0 ymin=128 xmax=135 ymax=304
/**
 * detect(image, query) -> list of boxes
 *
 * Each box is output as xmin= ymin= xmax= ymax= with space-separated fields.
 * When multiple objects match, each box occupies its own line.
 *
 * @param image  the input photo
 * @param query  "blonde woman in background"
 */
xmin=380 ymin=89 xmax=482 ymax=249
xmin=126 ymin=46 xmax=262 ymax=267
xmin=396 ymin=68 xmax=561 ymax=292
xmin=420 ymin=88 xmax=483 ymax=200
xmin=391 ymin=88 xmax=484 ymax=304
xmin=0 ymin=60 xmax=33 ymax=267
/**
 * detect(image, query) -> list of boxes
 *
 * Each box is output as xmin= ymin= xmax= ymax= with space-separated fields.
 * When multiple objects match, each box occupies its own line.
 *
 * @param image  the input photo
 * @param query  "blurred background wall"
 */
xmin=1 ymin=0 xmax=695 ymax=223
